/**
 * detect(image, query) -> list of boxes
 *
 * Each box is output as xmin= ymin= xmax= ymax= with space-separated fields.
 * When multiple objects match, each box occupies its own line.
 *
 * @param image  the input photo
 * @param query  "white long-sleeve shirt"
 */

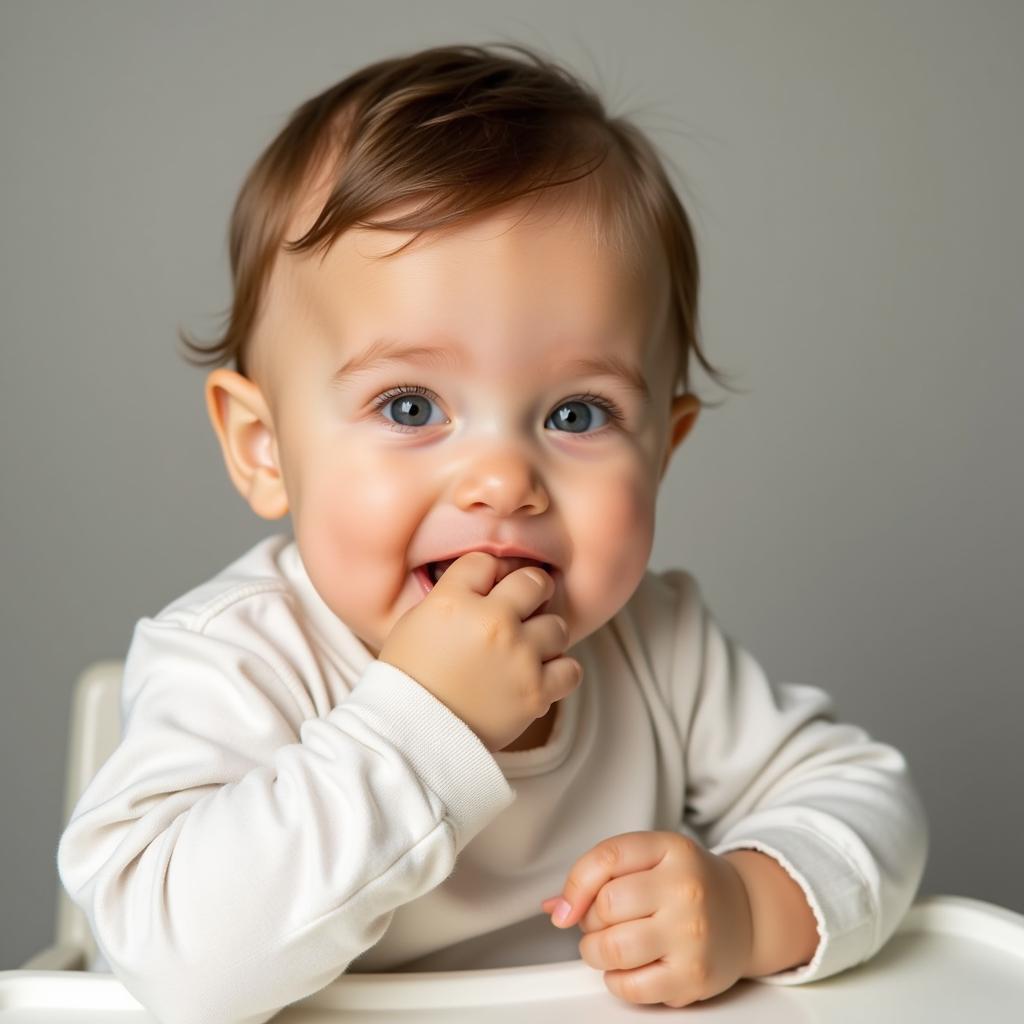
xmin=57 ymin=534 xmax=928 ymax=1024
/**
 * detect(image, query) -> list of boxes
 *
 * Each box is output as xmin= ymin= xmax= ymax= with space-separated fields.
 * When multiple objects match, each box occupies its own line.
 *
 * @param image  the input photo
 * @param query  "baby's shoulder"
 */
xmin=147 ymin=534 xmax=296 ymax=634
xmin=121 ymin=534 xmax=332 ymax=727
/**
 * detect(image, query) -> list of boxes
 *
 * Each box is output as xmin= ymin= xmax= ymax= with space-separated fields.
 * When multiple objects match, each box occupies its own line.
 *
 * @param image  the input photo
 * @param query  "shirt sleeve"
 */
xmin=56 ymin=611 xmax=515 ymax=1024
xmin=665 ymin=570 xmax=929 ymax=985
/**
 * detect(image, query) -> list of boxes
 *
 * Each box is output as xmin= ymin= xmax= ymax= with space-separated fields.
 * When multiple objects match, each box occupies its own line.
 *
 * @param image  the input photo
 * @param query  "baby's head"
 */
xmin=182 ymin=43 xmax=735 ymax=657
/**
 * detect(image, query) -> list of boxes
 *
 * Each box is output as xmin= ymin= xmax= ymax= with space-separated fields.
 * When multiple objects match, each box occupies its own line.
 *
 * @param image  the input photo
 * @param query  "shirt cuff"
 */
xmin=332 ymin=659 xmax=516 ymax=848
xmin=712 ymin=823 xmax=877 ymax=984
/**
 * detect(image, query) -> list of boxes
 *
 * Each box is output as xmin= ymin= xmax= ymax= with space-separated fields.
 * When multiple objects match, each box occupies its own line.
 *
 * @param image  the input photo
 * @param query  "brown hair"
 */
xmin=178 ymin=41 xmax=740 ymax=405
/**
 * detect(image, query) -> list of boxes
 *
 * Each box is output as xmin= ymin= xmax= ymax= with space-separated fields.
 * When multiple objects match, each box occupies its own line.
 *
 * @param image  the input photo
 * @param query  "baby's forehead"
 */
xmin=297 ymin=204 xmax=663 ymax=325
xmin=255 ymin=189 xmax=672 ymax=387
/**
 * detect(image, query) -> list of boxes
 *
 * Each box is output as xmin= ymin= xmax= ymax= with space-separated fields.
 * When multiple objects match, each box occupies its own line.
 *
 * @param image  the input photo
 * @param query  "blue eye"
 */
xmin=373 ymin=386 xmax=446 ymax=431
xmin=545 ymin=395 xmax=622 ymax=435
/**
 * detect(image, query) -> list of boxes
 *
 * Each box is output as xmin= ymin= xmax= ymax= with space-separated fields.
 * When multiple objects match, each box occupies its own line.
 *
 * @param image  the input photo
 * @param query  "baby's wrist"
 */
xmin=718 ymin=850 xmax=757 ymax=977
xmin=721 ymin=849 xmax=819 ymax=978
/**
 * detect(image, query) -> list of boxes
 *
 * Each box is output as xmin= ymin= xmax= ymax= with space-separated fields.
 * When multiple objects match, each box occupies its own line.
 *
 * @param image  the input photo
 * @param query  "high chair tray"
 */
xmin=2 ymin=896 xmax=1022 ymax=1022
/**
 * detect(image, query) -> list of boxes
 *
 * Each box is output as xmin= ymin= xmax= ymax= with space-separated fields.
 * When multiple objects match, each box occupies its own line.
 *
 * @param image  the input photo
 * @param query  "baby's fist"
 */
xmin=541 ymin=830 xmax=754 ymax=1008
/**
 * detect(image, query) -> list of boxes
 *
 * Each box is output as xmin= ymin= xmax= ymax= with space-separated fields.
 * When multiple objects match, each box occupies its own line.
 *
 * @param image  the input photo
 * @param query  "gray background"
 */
xmin=1 ymin=0 xmax=1021 ymax=971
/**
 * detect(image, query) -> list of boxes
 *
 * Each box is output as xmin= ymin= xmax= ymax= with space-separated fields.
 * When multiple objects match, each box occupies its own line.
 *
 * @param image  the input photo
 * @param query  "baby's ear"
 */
xmin=204 ymin=369 xmax=289 ymax=520
xmin=659 ymin=393 xmax=701 ymax=483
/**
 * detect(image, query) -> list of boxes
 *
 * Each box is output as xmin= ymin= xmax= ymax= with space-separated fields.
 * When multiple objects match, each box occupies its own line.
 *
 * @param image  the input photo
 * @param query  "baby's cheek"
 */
xmin=306 ymin=458 xmax=406 ymax=551
xmin=291 ymin=478 xmax=370 ymax=594
xmin=606 ymin=511 xmax=655 ymax=601
xmin=576 ymin=479 xmax=656 ymax=613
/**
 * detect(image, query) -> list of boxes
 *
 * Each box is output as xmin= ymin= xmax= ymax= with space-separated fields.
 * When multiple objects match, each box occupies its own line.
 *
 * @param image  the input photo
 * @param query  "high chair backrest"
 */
xmin=55 ymin=660 xmax=125 ymax=964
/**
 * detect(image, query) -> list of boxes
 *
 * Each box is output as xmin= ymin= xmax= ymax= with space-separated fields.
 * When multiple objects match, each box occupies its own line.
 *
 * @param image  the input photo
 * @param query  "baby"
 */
xmin=57 ymin=42 xmax=928 ymax=1022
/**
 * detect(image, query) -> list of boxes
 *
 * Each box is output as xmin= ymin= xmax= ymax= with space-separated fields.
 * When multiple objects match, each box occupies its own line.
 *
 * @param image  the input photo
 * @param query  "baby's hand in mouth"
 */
xmin=386 ymin=553 xmax=579 ymax=753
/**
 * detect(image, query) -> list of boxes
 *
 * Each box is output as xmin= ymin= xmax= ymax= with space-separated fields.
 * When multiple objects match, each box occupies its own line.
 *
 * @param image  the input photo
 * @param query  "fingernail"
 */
xmin=551 ymin=898 xmax=572 ymax=926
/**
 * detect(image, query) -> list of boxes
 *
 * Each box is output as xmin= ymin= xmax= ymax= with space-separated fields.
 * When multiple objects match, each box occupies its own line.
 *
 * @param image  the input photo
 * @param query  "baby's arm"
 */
xmin=57 ymin=606 xmax=514 ymax=1024
xmin=667 ymin=570 xmax=929 ymax=984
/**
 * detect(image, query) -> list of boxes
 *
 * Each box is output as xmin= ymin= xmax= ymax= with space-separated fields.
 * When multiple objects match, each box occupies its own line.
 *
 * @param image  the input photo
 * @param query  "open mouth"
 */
xmin=414 ymin=558 xmax=556 ymax=594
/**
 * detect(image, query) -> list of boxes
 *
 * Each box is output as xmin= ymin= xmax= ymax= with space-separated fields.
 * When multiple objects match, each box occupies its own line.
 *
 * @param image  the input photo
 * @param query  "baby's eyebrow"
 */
xmin=562 ymin=354 xmax=651 ymax=403
xmin=330 ymin=337 xmax=650 ymax=404
xmin=331 ymin=337 xmax=465 ymax=386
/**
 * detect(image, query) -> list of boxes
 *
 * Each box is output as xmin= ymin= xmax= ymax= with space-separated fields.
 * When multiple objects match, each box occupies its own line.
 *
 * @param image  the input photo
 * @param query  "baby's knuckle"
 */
xmin=688 ymin=913 xmax=707 ymax=940
xmin=481 ymin=613 xmax=514 ymax=647
xmin=562 ymin=876 xmax=585 ymax=907
xmin=690 ymin=955 xmax=712 ymax=987
xmin=578 ymin=934 xmax=598 ymax=968
xmin=517 ymin=667 xmax=545 ymax=709
xmin=601 ymin=931 xmax=622 ymax=966
xmin=596 ymin=842 xmax=621 ymax=872
xmin=676 ymin=879 xmax=704 ymax=906
xmin=671 ymin=834 xmax=698 ymax=860
xmin=596 ymin=886 xmax=615 ymax=921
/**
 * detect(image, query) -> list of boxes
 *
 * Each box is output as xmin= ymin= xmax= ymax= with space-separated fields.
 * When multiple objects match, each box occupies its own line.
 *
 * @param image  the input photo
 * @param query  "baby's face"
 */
xmin=243 ymin=201 xmax=696 ymax=657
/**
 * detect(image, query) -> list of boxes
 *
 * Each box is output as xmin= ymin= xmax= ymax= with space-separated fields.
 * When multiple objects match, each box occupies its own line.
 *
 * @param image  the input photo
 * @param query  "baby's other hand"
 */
xmin=540 ymin=831 xmax=753 ymax=1008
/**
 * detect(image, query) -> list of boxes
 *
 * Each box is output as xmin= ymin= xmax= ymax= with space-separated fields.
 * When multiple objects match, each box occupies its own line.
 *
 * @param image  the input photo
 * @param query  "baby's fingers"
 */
xmin=521 ymin=612 xmax=570 ymax=663
xmin=578 ymin=918 xmax=664 ymax=973
xmin=490 ymin=563 xmax=555 ymax=620
xmin=542 ymin=655 xmax=583 ymax=704
xmin=548 ymin=831 xmax=669 ymax=930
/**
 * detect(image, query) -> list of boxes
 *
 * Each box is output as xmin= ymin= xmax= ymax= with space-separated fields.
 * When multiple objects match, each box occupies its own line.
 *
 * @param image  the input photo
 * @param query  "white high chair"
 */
xmin=21 ymin=660 xmax=125 ymax=972
xmin=12 ymin=660 xmax=1024 ymax=1023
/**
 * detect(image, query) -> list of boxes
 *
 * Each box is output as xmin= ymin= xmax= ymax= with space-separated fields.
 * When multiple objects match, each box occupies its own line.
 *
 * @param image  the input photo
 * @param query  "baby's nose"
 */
xmin=453 ymin=451 xmax=550 ymax=517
